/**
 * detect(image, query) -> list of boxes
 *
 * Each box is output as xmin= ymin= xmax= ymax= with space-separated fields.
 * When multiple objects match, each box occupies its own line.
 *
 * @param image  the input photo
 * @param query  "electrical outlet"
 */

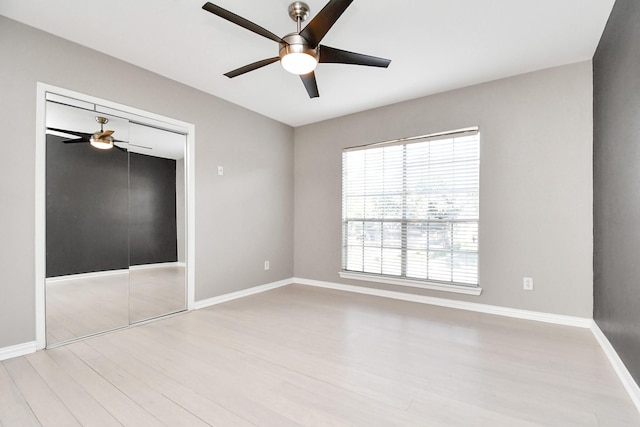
xmin=217 ymin=166 xmax=224 ymax=176
xmin=264 ymin=261 xmax=270 ymax=271
xmin=523 ymin=277 xmax=534 ymax=291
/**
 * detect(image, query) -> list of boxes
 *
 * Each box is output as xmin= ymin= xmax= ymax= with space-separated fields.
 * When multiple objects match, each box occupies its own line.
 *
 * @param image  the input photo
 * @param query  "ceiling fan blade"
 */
xmin=300 ymin=0 xmax=353 ymax=47
xmin=300 ymin=72 xmax=319 ymax=98
xmin=224 ymin=57 xmax=280 ymax=78
xmin=62 ymin=138 xmax=89 ymax=144
xmin=319 ymin=45 xmax=391 ymax=68
xmin=202 ymin=2 xmax=283 ymax=43
xmin=100 ymin=130 xmax=115 ymax=138
xmin=47 ymin=127 xmax=92 ymax=139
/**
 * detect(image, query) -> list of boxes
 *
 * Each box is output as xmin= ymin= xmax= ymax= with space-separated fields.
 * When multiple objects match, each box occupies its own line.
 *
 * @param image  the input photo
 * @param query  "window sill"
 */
xmin=338 ymin=271 xmax=482 ymax=296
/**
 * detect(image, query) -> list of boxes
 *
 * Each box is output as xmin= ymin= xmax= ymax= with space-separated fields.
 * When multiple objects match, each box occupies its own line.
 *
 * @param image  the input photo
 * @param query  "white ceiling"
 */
xmin=0 ymin=0 xmax=615 ymax=127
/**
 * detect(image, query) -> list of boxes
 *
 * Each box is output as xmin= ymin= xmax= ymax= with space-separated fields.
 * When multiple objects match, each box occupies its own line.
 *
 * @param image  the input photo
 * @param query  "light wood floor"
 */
xmin=3 ymin=284 xmax=639 ymax=426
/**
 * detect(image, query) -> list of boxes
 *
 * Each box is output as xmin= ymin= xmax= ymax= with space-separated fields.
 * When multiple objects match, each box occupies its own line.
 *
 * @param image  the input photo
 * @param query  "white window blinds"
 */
xmin=342 ymin=129 xmax=480 ymax=287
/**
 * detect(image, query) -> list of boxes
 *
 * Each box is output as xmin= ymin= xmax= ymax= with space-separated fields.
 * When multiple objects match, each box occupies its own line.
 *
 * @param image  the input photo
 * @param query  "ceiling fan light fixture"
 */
xmin=281 ymin=52 xmax=317 ymax=75
xmin=90 ymin=133 xmax=114 ymax=150
xmin=90 ymin=116 xmax=115 ymax=149
xmin=279 ymin=33 xmax=318 ymax=75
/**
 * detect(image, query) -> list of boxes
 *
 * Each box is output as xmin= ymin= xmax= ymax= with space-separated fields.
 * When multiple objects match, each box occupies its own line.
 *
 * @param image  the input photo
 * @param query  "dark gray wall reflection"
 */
xmin=593 ymin=0 xmax=640 ymax=385
xmin=46 ymin=135 xmax=129 ymax=277
xmin=129 ymin=152 xmax=177 ymax=266
xmin=46 ymin=136 xmax=178 ymax=277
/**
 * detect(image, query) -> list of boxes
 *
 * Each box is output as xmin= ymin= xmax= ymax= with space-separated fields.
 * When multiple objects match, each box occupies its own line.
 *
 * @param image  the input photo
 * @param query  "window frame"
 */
xmin=340 ymin=128 xmax=482 ymax=296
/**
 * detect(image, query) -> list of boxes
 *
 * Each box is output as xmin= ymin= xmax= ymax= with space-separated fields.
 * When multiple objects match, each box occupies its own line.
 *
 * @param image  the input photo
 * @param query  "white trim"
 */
xmin=339 ymin=271 xmax=482 ymax=296
xmin=46 ymin=263 xmax=186 ymax=285
xmin=185 ymin=124 xmax=196 ymax=312
xmin=194 ymin=279 xmax=291 ymax=310
xmin=293 ymin=277 xmax=592 ymax=328
xmin=591 ymin=322 xmax=640 ymax=414
xmin=129 ymin=262 xmax=186 ymax=271
xmin=35 ymin=84 xmax=47 ymax=349
xmin=35 ymin=83 xmax=196 ymax=349
xmin=46 ymin=269 xmax=129 ymax=285
xmin=0 ymin=341 xmax=37 ymax=362
xmin=344 ymin=127 xmax=479 ymax=152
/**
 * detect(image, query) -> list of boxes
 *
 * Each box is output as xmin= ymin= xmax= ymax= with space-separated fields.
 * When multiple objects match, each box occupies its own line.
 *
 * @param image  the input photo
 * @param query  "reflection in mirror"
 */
xmin=128 ymin=123 xmax=186 ymax=323
xmin=45 ymin=98 xmax=188 ymax=346
xmin=45 ymin=102 xmax=130 ymax=345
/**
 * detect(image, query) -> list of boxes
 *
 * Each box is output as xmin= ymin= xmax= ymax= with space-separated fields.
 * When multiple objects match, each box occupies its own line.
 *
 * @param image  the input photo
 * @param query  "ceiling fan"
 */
xmin=47 ymin=116 xmax=127 ymax=151
xmin=202 ymin=0 xmax=391 ymax=98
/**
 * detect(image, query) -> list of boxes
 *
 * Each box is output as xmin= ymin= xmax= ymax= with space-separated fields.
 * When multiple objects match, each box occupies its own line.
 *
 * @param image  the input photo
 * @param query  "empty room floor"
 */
xmin=1 ymin=284 xmax=639 ymax=426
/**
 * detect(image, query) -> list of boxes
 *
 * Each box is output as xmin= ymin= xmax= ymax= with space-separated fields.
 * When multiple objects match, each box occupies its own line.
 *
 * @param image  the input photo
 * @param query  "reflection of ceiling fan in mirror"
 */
xmin=47 ymin=116 xmax=127 ymax=151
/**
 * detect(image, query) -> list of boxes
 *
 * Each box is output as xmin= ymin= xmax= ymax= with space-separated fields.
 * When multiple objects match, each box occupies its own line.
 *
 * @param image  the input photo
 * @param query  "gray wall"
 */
xmin=0 ymin=13 xmax=598 ymax=350
xmin=0 ymin=16 xmax=294 ymax=349
xmin=593 ymin=0 xmax=640 ymax=384
xmin=294 ymin=62 xmax=594 ymax=318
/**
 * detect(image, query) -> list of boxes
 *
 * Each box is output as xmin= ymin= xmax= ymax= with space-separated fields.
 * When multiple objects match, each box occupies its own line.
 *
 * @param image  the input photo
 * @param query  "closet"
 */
xmin=44 ymin=96 xmax=187 ymax=346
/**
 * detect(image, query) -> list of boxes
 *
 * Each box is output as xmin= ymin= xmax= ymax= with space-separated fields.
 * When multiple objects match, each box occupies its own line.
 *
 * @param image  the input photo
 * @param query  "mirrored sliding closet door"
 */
xmin=128 ymin=123 xmax=187 ymax=324
xmin=45 ymin=96 xmax=186 ymax=347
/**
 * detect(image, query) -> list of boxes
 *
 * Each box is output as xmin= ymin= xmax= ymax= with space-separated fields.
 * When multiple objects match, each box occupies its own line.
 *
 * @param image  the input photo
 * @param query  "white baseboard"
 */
xmin=194 ymin=278 xmax=291 ymax=310
xmin=129 ymin=262 xmax=186 ymax=271
xmin=591 ymin=322 xmax=640 ymax=413
xmin=46 ymin=263 xmax=186 ymax=285
xmin=292 ymin=277 xmax=593 ymax=328
xmin=46 ymin=269 xmax=129 ymax=285
xmin=0 ymin=341 xmax=37 ymax=362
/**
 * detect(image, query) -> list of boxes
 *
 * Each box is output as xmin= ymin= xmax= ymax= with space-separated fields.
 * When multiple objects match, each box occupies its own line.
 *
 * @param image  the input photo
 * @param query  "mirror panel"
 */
xmin=45 ymin=99 xmax=188 ymax=345
xmin=128 ymin=123 xmax=186 ymax=323
xmin=45 ymin=101 xmax=130 ymax=345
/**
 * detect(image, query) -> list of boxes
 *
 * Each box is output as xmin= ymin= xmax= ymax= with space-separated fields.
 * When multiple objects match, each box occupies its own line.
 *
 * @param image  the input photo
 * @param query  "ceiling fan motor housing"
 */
xmin=279 ymin=33 xmax=318 ymax=62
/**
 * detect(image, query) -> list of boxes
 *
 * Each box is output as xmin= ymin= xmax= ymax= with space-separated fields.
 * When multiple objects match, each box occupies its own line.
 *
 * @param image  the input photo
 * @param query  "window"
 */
xmin=341 ymin=128 xmax=480 ymax=291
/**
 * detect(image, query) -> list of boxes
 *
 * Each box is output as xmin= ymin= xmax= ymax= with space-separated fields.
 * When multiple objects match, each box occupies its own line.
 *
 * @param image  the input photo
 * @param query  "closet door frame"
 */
xmin=34 ymin=82 xmax=196 ymax=350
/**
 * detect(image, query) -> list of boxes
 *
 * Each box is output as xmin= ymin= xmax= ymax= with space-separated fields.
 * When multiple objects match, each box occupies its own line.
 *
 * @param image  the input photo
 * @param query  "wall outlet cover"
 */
xmin=523 ymin=277 xmax=534 ymax=291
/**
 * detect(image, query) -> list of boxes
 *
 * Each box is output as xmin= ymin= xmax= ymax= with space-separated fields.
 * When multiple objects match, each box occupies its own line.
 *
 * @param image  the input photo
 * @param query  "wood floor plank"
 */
xmin=44 ymin=346 xmax=161 ymax=427
xmin=111 ymin=323 xmax=420 ymax=426
xmin=0 ymin=363 xmax=40 ymax=427
xmin=92 ymin=327 xmax=311 ymax=427
xmin=84 ymin=336 xmax=256 ymax=427
xmin=66 ymin=341 xmax=210 ymax=427
xmin=406 ymin=397 xmax=546 ymax=427
xmin=25 ymin=350 xmax=121 ymax=427
xmin=3 ymin=357 xmax=80 ymax=426
xmin=151 ymin=309 xmax=417 ymax=411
